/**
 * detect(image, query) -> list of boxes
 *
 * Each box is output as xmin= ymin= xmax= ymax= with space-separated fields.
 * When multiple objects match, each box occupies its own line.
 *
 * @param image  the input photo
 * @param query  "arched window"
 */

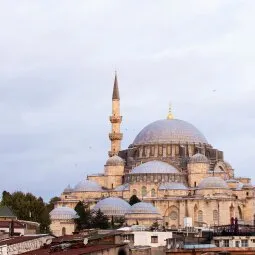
xmin=213 ymin=210 xmax=218 ymax=223
xmin=194 ymin=205 xmax=198 ymax=222
xmin=142 ymin=186 xmax=147 ymax=197
xmin=62 ymin=227 xmax=66 ymax=236
xmin=198 ymin=210 xmax=203 ymax=223
xmin=132 ymin=189 xmax=137 ymax=195
xmin=151 ymin=189 xmax=156 ymax=197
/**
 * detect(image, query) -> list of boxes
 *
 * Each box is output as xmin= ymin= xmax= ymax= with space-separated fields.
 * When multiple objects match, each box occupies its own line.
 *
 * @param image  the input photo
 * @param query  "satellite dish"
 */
xmin=83 ymin=238 xmax=88 ymax=245
xmin=46 ymin=239 xmax=52 ymax=245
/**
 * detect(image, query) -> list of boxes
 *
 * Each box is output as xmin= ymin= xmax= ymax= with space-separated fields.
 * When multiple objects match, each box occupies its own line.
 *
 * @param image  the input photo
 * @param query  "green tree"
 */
xmin=1 ymin=191 xmax=51 ymax=233
xmin=47 ymin=197 xmax=61 ymax=212
xmin=129 ymin=195 xmax=141 ymax=205
xmin=74 ymin=201 xmax=92 ymax=230
xmin=92 ymin=209 xmax=109 ymax=229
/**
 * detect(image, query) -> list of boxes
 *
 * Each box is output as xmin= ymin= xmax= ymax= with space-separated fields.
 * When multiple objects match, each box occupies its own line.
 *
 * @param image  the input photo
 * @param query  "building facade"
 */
xmin=52 ymin=74 xmax=255 ymax=232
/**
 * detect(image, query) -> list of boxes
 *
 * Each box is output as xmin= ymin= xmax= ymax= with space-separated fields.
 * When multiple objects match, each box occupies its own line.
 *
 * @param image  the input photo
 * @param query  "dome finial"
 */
xmin=167 ymin=103 xmax=174 ymax=120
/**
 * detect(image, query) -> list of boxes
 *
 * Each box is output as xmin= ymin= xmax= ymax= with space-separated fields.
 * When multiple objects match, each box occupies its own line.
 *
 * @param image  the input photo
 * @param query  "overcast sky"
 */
xmin=0 ymin=0 xmax=254 ymax=201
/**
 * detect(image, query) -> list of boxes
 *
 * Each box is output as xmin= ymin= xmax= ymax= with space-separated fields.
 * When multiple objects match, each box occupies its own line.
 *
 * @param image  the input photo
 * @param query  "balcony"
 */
xmin=109 ymin=116 xmax=122 ymax=123
xmin=109 ymin=133 xmax=123 ymax=140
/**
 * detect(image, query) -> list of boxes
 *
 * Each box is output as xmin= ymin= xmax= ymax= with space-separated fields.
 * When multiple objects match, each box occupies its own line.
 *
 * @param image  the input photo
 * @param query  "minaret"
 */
xmin=109 ymin=72 xmax=123 ymax=157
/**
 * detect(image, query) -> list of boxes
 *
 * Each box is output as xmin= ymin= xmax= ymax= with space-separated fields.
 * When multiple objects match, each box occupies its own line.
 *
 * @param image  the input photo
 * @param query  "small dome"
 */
xmin=224 ymin=161 xmax=233 ymax=169
xmin=159 ymin=182 xmax=188 ymax=190
xmin=50 ymin=207 xmax=78 ymax=220
xmin=114 ymin=183 xmax=130 ymax=192
xmin=242 ymin=183 xmax=254 ymax=189
xmin=133 ymin=119 xmax=208 ymax=145
xmin=74 ymin=180 xmax=103 ymax=192
xmin=63 ymin=184 xmax=73 ymax=193
xmin=198 ymin=177 xmax=228 ymax=189
xmin=226 ymin=179 xmax=239 ymax=183
xmin=127 ymin=202 xmax=160 ymax=215
xmin=189 ymin=153 xmax=209 ymax=164
xmin=131 ymin=160 xmax=179 ymax=174
xmin=106 ymin=155 xmax=124 ymax=166
xmin=92 ymin=197 xmax=131 ymax=216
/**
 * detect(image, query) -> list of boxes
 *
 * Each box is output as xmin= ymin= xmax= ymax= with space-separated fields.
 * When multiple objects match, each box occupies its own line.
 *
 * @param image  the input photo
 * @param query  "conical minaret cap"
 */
xmin=112 ymin=72 xmax=120 ymax=100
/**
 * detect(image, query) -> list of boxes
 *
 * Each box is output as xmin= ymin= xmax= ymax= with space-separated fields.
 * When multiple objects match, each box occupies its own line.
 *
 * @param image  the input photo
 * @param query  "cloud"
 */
xmin=0 ymin=0 xmax=254 ymax=200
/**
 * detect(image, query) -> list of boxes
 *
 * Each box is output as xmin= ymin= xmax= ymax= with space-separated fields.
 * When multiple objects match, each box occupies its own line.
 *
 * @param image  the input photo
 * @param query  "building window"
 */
xmin=198 ymin=210 xmax=203 ymax=223
xmin=214 ymin=240 xmax=219 ymax=247
xmin=62 ymin=227 xmax=66 ymax=236
xmin=151 ymin=189 xmax=156 ymax=197
xmin=151 ymin=146 xmax=155 ymax=156
xmin=158 ymin=146 xmax=163 ymax=156
xmin=241 ymin=240 xmax=248 ymax=247
xmin=223 ymin=240 xmax=229 ymax=247
xmin=151 ymin=236 xmax=158 ymax=243
xmin=142 ymin=186 xmax=147 ymax=197
xmin=213 ymin=210 xmax=218 ymax=223
xmin=170 ymin=211 xmax=178 ymax=220
xmin=236 ymin=241 xmax=240 ymax=247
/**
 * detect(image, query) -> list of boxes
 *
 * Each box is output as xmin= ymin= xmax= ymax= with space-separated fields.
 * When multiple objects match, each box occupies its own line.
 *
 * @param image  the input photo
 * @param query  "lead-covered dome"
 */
xmin=74 ymin=180 xmax=103 ymax=192
xmin=189 ymin=153 xmax=209 ymax=164
xmin=92 ymin=197 xmax=131 ymax=216
xmin=50 ymin=207 xmax=78 ymax=220
xmin=127 ymin=202 xmax=160 ymax=215
xmin=131 ymin=160 xmax=179 ymax=174
xmin=198 ymin=177 xmax=228 ymax=189
xmin=133 ymin=119 xmax=208 ymax=145
xmin=106 ymin=155 xmax=124 ymax=166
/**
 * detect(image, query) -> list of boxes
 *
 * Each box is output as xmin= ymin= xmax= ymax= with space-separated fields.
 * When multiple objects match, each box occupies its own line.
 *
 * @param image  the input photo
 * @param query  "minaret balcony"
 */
xmin=109 ymin=116 xmax=122 ymax=123
xmin=109 ymin=133 xmax=123 ymax=140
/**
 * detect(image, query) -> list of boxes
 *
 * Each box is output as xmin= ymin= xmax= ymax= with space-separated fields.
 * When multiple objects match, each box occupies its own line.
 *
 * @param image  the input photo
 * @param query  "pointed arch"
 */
xmin=151 ymin=188 xmax=156 ymax=197
xmin=141 ymin=186 xmax=147 ymax=197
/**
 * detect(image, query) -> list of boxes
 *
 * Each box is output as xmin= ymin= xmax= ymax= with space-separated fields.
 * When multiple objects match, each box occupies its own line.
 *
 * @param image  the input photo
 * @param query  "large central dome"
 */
xmin=133 ymin=119 xmax=208 ymax=145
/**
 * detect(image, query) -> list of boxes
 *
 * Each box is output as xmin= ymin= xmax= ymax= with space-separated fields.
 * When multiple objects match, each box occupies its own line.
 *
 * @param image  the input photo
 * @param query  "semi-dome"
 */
xmin=106 ymin=155 xmax=124 ymax=166
xmin=127 ymin=202 xmax=160 ymax=215
xmin=131 ymin=160 xmax=179 ymax=174
xmin=50 ymin=207 xmax=78 ymax=220
xmin=114 ymin=183 xmax=130 ymax=191
xmin=198 ymin=177 xmax=228 ymax=189
xmin=74 ymin=180 xmax=103 ymax=192
xmin=189 ymin=153 xmax=209 ymax=164
xmin=133 ymin=119 xmax=208 ymax=145
xmin=92 ymin=197 xmax=131 ymax=216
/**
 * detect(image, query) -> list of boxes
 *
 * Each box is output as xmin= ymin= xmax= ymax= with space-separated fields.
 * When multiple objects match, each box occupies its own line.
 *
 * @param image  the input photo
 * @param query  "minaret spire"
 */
xmin=112 ymin=71 xmax=120 ymax=100
xmin=109 ymin=72 xmax=123 ymax=157
xmin=167 ymin=103 xmax=174 ymax=120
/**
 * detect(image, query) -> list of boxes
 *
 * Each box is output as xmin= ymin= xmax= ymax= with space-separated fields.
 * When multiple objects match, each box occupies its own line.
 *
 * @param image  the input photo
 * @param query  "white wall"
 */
xmin=0 ymin=228 xmax=25 ymax=236
xmin=133 ymin=231 xmax=172 ymax=247
xmin=0 ymin=245 xmax=8 ymax=255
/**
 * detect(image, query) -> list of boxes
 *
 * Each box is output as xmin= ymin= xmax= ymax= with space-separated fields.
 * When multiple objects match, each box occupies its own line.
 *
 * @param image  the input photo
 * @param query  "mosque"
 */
xmin=50 ymin=74 xmax=255 ymax=236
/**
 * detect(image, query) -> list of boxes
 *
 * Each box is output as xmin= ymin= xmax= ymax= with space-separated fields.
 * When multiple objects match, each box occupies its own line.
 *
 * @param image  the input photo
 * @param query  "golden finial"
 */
xmin=167 ymin=103 xmax=174 ymax=120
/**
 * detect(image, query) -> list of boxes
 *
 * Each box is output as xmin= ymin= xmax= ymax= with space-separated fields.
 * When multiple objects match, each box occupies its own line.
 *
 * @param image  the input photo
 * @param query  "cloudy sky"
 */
xmin=0 ymin=0 xmax=254 ymax=201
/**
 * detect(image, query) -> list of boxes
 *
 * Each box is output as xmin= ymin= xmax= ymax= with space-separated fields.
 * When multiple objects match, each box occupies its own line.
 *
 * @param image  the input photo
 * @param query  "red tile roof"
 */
xmin=0 ymin=235 xmax=51 ymax=246
xmin=22 ymin=244 xmax=125 ymax=255
xmin=0 ymin=220 xmax=25 ymax=229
